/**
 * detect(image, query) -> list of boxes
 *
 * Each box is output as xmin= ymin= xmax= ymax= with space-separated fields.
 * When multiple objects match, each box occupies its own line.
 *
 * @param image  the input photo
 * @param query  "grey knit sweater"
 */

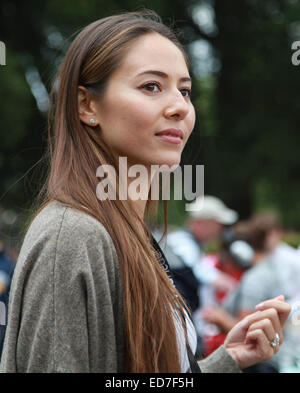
xmin=0 ymin=201 xmax=240 ymax=373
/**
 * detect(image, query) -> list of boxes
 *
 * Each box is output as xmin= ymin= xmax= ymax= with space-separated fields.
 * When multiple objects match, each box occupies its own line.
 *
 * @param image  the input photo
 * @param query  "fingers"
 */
xmin=245 ymin=328 xmax=274 ymax=361
xmin=224 ymin=295 xmax=290 ymax=370
xmin=274 ymin=295 xmax=285 ymax=302
xmin=245 ymin=308 xmax=283 ymax=345
xmin=247 ymin=318 xmax=279 ymax=354
xmin=255 ymin=296 xmax=291 ymax=326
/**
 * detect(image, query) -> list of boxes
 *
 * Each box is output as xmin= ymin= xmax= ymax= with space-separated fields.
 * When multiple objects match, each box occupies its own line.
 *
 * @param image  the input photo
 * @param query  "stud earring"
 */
xmin=89 ymin=118 xmax=96 ymax=125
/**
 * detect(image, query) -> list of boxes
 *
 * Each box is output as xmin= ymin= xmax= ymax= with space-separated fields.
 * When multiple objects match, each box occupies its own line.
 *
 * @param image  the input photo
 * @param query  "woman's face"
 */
xmin=90 ymin=32 xmax=196 ymax=169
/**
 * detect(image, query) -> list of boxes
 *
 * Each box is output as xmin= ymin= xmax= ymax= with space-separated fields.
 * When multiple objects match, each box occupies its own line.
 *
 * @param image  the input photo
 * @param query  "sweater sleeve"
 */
xmin=0 ymin=202 xmax=124 ymax=373
xmin=198 ymin=346 xmax=242 ymax=373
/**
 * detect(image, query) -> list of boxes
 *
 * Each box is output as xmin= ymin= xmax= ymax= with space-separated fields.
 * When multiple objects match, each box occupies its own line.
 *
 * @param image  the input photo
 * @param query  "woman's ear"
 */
xmin=77 ymin=86 xmax=99 ymax=127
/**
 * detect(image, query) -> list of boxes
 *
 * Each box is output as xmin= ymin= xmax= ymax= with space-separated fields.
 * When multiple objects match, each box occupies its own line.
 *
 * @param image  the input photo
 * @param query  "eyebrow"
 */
xmin=136 ymin=70 xmax=191 ymax=83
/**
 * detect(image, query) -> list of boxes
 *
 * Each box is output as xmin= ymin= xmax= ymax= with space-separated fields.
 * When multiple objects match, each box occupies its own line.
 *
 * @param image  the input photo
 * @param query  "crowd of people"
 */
xmin=153 ymin=195 xmax=300 ymax=373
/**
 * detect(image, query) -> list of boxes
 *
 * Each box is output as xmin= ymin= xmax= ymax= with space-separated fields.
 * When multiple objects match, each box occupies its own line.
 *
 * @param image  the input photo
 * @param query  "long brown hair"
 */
xmin=32 ymin=10 xmax=191 ymax=372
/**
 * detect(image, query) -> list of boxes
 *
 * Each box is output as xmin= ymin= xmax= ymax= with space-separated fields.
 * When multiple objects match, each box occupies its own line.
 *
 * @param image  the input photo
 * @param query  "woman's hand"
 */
xmin=223 ymin=296 xmax=291 ymax=370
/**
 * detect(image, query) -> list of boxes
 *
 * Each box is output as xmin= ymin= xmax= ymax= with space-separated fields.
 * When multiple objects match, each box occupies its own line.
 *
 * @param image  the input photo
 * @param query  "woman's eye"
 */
xmin=142 ymin=82 xmax=160 ymax=93
xmin=181 ymin=88 xmax=192 ymax=98
xmin=141 ymin=83 xmax=192 ymax=98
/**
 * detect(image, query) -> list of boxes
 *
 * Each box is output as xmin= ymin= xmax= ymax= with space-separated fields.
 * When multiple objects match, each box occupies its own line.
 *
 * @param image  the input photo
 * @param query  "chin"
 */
xmin=152 ymin=155 xmax=182 ymax=170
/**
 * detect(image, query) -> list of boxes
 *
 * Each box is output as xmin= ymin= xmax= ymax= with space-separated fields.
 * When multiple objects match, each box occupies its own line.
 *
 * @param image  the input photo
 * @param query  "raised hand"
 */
xmin=223 ymin=295 xmax=291 ymax=369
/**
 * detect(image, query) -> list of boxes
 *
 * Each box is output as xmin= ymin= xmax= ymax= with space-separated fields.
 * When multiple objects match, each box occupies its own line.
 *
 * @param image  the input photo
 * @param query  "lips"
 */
xmin=155 ymin=128 xmax=184 ymax=145
xmin=155 ymin=128 xmax=184 ymax=139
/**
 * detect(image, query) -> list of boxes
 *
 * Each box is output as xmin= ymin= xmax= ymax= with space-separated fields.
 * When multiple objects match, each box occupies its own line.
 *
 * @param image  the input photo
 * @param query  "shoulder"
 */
xmin=167 ymin=229 xmax=200 ymax=251
xmin=242 ymin=258 xmax=273 ymax=285
xmin=234 ymin=259 xmax=273 ymax=309
xmin=2 ymin=201 xmax=124 ymax=373
xmin=26 ymin=200 xmax=114 ymax=245
xmin=168 ymin=229 xmax=194 ymax=242
xmin=237 ymin=266 xmax=263 ymax=299
xmin=24 ymin=200 xmax=116 ymax=254
xmin=16 ymin=200 xmax=119 ymax=282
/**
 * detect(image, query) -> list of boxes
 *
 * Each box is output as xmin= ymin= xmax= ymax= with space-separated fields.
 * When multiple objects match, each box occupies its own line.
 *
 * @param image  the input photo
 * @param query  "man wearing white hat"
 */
xmin=188 ymin=195 xmax=238 ymax=226
xmin=158 ymin=195 xmax=239 ymax=310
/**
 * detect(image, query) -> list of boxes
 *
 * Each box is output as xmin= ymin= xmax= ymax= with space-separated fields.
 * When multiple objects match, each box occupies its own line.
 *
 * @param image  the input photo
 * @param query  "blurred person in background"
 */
xmin=153 ymin=195 xmax=239 ymax=355
xmin=194 ymin=226 xmax=254 ymax=358
xmin=154 ymin=195 xmax=239 ymax=313
xmin=203 ymin=212 xmax=300 ymax=372
xmin=0 ymin=239 xmax=15 ymax=356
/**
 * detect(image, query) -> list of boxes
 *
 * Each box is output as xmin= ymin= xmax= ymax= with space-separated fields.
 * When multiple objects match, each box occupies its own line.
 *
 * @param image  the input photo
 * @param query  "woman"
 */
xmin=0 ymin=10 xmax=290 ymax=373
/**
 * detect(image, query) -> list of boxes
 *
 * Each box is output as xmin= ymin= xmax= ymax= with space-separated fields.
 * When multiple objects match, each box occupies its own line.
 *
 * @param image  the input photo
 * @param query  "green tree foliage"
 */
xmin=210 ymin=0 xmax=300 ymax=227
xmin=1 ymin=0 xmax=300 ymax=235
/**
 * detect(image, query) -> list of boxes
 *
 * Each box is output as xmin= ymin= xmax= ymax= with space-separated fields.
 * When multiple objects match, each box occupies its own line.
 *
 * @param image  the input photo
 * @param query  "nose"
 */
xmin=164 ymin=90 xmax=190 ymax=120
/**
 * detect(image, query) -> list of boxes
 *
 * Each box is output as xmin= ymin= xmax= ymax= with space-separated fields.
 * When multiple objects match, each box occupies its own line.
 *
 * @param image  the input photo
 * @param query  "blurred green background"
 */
xmin=1 ymin=0 xmax=300 ymax=251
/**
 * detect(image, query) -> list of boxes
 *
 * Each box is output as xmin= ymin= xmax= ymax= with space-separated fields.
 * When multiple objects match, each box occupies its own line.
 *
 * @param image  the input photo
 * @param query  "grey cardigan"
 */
xmin=0 ymin=201 xmax=241 ymax=373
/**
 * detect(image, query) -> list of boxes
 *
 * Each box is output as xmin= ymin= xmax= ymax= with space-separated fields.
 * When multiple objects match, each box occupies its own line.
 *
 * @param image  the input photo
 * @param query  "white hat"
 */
xmin=187 ymin=195 xmax=238 ymax=225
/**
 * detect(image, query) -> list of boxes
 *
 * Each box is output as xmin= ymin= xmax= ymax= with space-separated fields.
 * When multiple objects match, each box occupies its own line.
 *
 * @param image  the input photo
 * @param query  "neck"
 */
xmin=129 ymin=198 xmax=148 ymax=221
xmin=115 ymin=155 xmax=164 ymax=221
xmin=121 ymin=160 xmax=156 ymax=221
